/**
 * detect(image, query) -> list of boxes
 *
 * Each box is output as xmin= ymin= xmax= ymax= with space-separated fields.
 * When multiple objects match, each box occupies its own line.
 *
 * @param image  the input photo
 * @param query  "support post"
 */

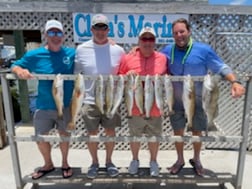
xmin=13 ymin=30 xmax=31 ymax=123
xmin=1 ymin=74 xmax=23 ymax=188
xmin=234 ymin=76 xmax=252 ymax=189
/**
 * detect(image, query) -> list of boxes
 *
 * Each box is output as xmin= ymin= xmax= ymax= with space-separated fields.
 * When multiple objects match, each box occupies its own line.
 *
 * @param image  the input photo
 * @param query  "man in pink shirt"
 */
xmin=118 ymin=26 xmax=168 ymax=177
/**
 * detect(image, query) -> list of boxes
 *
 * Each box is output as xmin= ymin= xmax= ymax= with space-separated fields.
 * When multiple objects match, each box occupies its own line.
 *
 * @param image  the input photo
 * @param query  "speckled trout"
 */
xmin=202 ymin=74 xmax=220 ymax=132
xmin=95 ymin=74 xmax=105 ymax=114
xmin=154 ymin=74 xmax=164 ymax=116
xmin=124 ymin=74 xmax=135 ymax=118
xmin=134 ymin=75 xmax=144 ymax=115
xmin=164 ymin=74 xmax=174 ymax=116
xmin=109 ymin=75 xmax=125 ymax=118
xmin=182 ymin=75 xmax=195 ymax=131
xmin=52 ymin=74 xmax=64 ymax=119
xmin=67 ymin=73 xmax=85 ymax=130
xmin=105 ymin=74 xmax=114 ymax=117
xmin=144 ymin=75 xmax=154 ymax=119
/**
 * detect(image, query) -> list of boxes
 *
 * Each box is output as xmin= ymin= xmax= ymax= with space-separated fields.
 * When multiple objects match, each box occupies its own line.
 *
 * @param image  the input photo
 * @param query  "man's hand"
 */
xmin=12 ymin=66 xmax=34 ymax=79
xmin=231 ymin=82 xmax=245 ymax=98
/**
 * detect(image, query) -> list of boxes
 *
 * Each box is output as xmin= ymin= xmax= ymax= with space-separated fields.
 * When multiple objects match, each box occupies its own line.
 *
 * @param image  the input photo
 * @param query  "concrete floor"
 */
xmin=0 ymin=126 xmax=251 ymax=189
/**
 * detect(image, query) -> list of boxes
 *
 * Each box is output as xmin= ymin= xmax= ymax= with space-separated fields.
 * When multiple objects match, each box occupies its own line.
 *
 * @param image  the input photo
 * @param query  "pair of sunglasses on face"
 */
xmin=47 ymin=30 xmax=64 ymax=37
xmin=92 ymin=24 xmax=108 ymax=31
xmin=140 ymin=37 xmax=155 ymax=42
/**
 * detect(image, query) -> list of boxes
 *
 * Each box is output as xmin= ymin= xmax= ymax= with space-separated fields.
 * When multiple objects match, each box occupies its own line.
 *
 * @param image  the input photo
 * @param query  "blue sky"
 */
xmin=209 ymin=0 xmax=252 ymax=5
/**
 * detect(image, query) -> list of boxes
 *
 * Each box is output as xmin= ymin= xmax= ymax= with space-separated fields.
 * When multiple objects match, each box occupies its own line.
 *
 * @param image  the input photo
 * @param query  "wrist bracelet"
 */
xmin=231 ymin=80 xmax=242 ymax=85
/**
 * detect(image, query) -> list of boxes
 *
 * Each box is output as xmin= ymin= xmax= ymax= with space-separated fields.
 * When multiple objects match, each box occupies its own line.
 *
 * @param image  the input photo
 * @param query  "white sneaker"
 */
xmin=128 ymin=160 xmax=139 ymax=175
xmin=150 ymin=161 xmax=159 ymax=177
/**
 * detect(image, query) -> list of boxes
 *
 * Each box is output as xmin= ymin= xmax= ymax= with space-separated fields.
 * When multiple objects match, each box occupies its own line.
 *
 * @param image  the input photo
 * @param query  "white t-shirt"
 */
xmin=74 ymin=39 xmax=125 ymax=104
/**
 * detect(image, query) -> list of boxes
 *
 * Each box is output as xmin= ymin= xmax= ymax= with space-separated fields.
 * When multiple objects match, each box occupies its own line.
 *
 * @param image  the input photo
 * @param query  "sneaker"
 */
xmin=106 ymin=162 xmax=119 ymax=177
xmin=87 ymin=164 xmax=99 ymax=179
xmin=128 ymin=160 xmax=139 ymax=175
xmin=150 ymin=161 xmax=159 ymax=177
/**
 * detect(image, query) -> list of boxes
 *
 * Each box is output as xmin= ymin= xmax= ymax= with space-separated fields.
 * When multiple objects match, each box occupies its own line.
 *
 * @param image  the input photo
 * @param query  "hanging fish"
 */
xmin=108 ymin=75 xmax=125 ymax=118
xmin=182 ymin=75 xmax=195 ymax=131
xmin=105 ymin=74 xmax=115 ymax=117
xmin=202 ymin=74 xmax=220 ymax=132
xmin=164 ymin=74 xmax=175 ymax=116
xmin=154 ymin=74 xmax=164 ymax=116
xmin=52 ymin=73 xmax=64 ymax=119
xmin=124 ymin=74 xmax=135 ymax=118
xmin=95 ymin=74 xmax=105 ymax=114
xmin=134 ymin=74 xmax=144 ymax=115
xmin=67 ymin=73 xmax=85 ymax=130
xmin=144 ymin=74 xmax=154 ymax=119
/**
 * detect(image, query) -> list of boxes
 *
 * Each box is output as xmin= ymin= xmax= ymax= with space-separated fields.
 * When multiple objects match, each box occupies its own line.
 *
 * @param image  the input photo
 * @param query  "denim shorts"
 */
xmin=170 ymin=108 xmax=207 ymax=131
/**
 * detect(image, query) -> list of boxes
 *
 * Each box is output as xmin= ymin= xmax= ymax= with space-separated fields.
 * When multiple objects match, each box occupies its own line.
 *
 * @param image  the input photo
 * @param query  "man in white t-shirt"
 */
xmin=74 ymin=14 xmax=125 ymax=179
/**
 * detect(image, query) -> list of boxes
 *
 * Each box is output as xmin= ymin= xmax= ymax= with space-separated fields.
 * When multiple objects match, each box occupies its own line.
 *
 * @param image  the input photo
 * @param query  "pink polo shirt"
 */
xmin=118 ymin=50 xmax=168 ymax=117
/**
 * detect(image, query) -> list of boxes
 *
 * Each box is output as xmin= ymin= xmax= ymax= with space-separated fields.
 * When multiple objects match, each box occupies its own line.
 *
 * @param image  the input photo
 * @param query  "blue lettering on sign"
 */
xmin=128 ymin=15 xmax=144 ymax=37
xmin=108 ymin=23 xmax=114 ymax=37
xmin=118 ymin=22 xmax=125 ymax=38
xmin=73 ymin=13 xmax=186 ymax=44
xmin=74 ymin=14 xmax=92 ymax=37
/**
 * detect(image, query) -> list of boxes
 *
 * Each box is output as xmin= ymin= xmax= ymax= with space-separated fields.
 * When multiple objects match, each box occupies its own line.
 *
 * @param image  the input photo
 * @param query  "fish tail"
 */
xmin=186 ymin=124 xmax=193 ymax=132
xmin=67 ymin=122 xmax=75 ymax=131
xmin=208 ymin=122 xmax=218 ymax=131
xmin=58 ymin=112 xmax=63 ymax=120
xmin=168 ymin=110 xmax=175 ymax=116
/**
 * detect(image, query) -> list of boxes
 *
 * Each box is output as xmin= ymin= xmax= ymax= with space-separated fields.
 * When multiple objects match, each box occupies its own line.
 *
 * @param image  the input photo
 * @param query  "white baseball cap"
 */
xmin=139 ymin=26 xmax=156 ymax=38
xmin=91 ymin=14 xmax=109 ymax=26
xmin=45 ymin=19 xmax=63 ymax=32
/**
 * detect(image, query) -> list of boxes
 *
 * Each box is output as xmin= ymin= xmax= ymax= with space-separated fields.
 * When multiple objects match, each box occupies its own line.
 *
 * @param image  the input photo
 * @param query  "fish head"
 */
xmin=204 ymin=74 xmax=220 ymax=90
xmin=183 ymin=75 xmax=194 ymax=92
xmin=75 ymin=73 xmax=85 ymax=90
xmin=54 ymin=74 xmax=63 ymax=88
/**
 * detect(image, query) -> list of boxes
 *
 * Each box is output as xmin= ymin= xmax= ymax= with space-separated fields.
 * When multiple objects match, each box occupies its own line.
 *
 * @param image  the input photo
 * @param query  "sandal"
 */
xmin=62 ymin=167 xmax=73 ymax=179
xmin=31 ymin=167 xmax=55 ymax=180
xmin=169 ymin=162 xmax=185 ymax=175
xmin=189 ymin=159 xmax=204 ymax=176
xmin=106 ymin=162 xmax=119 ymax=177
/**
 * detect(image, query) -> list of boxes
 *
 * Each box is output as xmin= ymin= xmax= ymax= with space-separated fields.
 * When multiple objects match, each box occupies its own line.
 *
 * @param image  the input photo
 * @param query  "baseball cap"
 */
xmin=45 ymin=19 xmax=63 ymax=32
xmin=91 ymin=14 xmax=109 ymax=26
xmin=139 ymin=26 xmax=156 ymax=38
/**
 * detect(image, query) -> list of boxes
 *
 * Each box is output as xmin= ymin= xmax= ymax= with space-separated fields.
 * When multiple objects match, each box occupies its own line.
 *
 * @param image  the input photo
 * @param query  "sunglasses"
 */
xmin=47 ymin=31 xmax=64 ymax=37
xmin=92 ymin=24 xmax=108 ymax=31
xmin=140 ymin=37 xmax=155 ymax=42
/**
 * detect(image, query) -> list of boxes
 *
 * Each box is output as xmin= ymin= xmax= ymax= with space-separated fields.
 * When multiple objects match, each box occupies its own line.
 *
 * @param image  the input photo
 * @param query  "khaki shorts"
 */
xmin=128 ymin=116 xmax=162 ymax=137
xmin=81 ymin=104 xmax=121 ymax=132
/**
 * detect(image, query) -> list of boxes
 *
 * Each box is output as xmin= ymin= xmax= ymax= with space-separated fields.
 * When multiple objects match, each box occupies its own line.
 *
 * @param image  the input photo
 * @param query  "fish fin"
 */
xmin=186 ymin=121 xmax=193 ymax=132
xmin=75 ymin=90 xmax=81 ymax=98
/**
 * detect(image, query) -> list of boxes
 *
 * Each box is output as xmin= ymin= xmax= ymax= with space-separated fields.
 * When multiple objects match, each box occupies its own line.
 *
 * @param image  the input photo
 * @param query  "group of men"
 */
xmin=11 ymin=14 xmax=245 ymax=180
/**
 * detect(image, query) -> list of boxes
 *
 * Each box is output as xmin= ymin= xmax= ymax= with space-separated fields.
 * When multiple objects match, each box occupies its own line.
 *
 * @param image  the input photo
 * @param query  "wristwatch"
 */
xmin=231 ymin=80 xmax=242 ymax=85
